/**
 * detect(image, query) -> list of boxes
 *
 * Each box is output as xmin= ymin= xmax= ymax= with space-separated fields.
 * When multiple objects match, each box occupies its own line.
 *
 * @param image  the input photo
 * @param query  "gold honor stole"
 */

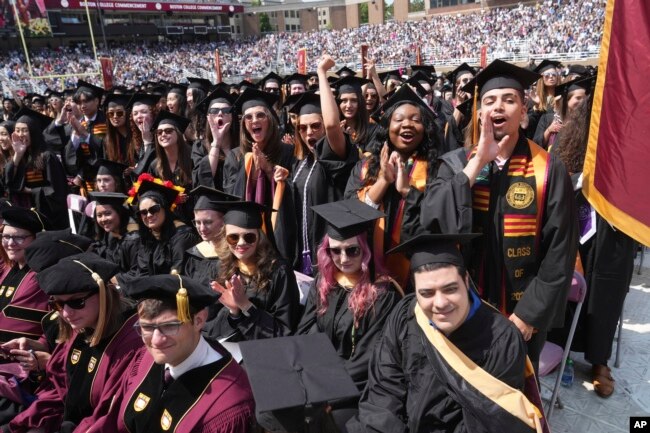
xmin=357 ymin=157 xmax=427 ymax=289
xmin=244 ymin=152 xmax=285 ymax=231
xmin=414 ymin=303 xmax=547 ymax=433
xmin=469 ymin=140 xmax=550 ymax=314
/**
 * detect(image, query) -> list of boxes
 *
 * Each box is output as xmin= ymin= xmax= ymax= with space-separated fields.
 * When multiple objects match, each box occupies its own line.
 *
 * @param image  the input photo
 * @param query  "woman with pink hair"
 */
xmin=296 ymin=199 xmax=401 ymax=432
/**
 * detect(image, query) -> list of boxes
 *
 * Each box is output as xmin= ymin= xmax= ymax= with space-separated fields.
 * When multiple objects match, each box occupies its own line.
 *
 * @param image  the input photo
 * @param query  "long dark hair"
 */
xmin=363 ymin=102 xmax=439 ymax=186
xmin=93 ymin=202 xmax=131 ymax=241
xmin=105 ymin=104 xmax=130 ymax=162
xmin=135 ymin=192 xmax=181 ymax=246
xmin=153 ymin=125 xmax=193 ymax=186
xmin=554 ymin=97 xmax=591 ymax=175
xmin=338 ymin=88 xmax=370 ymax=148
xmin=16 ymin=118 xmax=45 ymax=172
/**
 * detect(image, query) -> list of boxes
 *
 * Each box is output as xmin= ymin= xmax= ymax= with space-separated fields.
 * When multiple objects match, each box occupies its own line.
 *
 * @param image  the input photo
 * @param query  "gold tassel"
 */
xmin=472 ymin=83 xmax=479 ymax=145
xmin=171 ymin=270 xmax=191 ymax=323
xmin=72 ymin=260 xmax=108 ymax=347
xmin=30 ymin=208 xmax=46 ymax=231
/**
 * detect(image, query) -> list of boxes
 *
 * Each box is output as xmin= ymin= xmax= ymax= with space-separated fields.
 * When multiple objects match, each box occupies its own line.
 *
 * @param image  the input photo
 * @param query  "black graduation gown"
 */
xmin=419 ymin=137 xmax=578 ymax=332
xmin=4 ymin=151 xmax=69 ymax=229
xmin=183 ymin=242 xmax=223 ymax=320
xmin=532 ymin=112 xmax=555 ymax=149
xmin=352 ymin=295 xmax=526 ymax=433
xmin=222 ymin=144 xmax=298 ymax=265
xmin=63 ymin=112 xmax=106 ymax=179
xmin=122 ymin=223 xmax=200 ymax=279
xmin=147 ymin=161 xmax=194 ymax=224
xmin=296 ymin=279 xmax=400 ymax=392
xmin=42 ymin=119 xmax=72 ymax=159
xmin=93 ymin=229 xmax=140 ymax=274
xmin=203 ymin=260 xmax=301 ymax=341
xmin=291 ymin=134 xmax=358 ymax=273
xmin=131 ymin=144 xmax=156 ymax=181
xmin=191 ymin=140 xmax=231 ymax=191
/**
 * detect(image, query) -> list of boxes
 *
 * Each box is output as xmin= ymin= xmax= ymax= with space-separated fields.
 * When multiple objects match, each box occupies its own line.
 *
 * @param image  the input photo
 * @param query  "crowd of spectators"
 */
xmin=1 ymin=0 xmax=604 ymax=92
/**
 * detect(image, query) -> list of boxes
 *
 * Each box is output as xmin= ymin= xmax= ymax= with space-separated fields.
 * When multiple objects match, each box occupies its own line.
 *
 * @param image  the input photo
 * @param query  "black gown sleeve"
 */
xmin=295 ymin=280 xmax=319 ymax=335
xmin=533 ymin=112 xmax=553 ymax=148
xmin=222 ymin=148 xmax=246 ymax=197
xmin=343 ymin=158 xmax=367 ymax=200
xmin=169 ymin=227 xmax=201 ymax=274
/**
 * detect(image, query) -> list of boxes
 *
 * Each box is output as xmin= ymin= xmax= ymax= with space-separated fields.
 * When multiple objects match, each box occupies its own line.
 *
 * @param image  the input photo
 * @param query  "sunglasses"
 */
xmin=107 ymin=110 xmax=125 ymax=119
xmin=49 ymin=292 xmax=95 ymax=312
xmin=543 ymin=72 xmax=559 ymax=78
xmin=156 ymin=127 xmax=176 ymax=136
xmin=264 ymin=88 xmax=280 ymax=94
xmin=208 ymin=107 xmax=233 ymax=115
xmin=298 ymin=122 xmax=323 ymax=133
xmin=327 ymin=246 xmax=362 ymax=258
xmin=226 ymin=232 xmax=258 ymax=246
xmin=243 ymin=112 xmax=268 ymax=123
xmin=138 ymin=204 xmax=162 ymax=218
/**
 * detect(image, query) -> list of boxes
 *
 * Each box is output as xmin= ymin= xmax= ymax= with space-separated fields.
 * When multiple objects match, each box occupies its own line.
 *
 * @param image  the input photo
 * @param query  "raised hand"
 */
xmin=475 ymin=108 xmax=507 ymax=164
xmin=318 ymin=54 xmax=336 ymax=73
xmin=378 ymin=143 xmax=396 ymax=184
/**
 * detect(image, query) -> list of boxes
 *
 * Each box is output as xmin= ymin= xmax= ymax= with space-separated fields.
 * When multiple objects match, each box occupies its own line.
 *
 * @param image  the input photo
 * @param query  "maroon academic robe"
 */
xmin=88 ymin=339 xmax=255 ymax=433
xmin=0 ymin=264 xmax=49 ymax=344
xmin=7 ymin=311 xmax=142 ymax=433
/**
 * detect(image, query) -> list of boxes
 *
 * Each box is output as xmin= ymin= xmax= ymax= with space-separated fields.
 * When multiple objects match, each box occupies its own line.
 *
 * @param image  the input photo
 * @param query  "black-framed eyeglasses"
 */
xmin=138 ymin=204 xmax=162 ymax=218
xmin=327 ymin=246 xmax=362 ymax=258
xmin=226 ymin=232 xmax=257 ymax=246
xmin=208 ymin=107 xmax=233 ymax=115
xmin=1 ymin=234 xmax=33 ymax=245
xmin=49 ymin=292 xmax=95 ymax=312
xmin=134 ymin=321 xmax=184 ymax=337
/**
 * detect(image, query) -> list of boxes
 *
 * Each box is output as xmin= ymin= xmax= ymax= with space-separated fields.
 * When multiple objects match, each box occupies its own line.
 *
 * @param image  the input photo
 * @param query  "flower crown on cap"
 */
xmin=127 ymin=173 xmax=185 ymax=210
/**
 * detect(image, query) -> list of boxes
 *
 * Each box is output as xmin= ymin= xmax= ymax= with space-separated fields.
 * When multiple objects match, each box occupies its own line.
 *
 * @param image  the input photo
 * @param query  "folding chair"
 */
xmin=538 ymin=271 xmax=587 ymax=420
xmin=66 ymin=194 xmax=88 ymax=234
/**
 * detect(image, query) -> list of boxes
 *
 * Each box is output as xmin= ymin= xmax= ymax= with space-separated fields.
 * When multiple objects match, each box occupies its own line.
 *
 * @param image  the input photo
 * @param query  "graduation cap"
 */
xmin=30 ymin=94 xmax=45 ymax=104
xmin=555 ymin=74 xmax=598 ymax=97
xmin=449 ymin=63 xmax=476 ymax=83
xmin=288 ymin=91 xmax=321 ymax=116
xmin=236 ymin=79 xmax=255 ymax=92
xmin=257 ymin=72 xmax=283 ymax=89
xmin=89 ymin=192 xmax=128 ymax=209
xmin=234 ymin=87 xmax=279 ymax=114
xmin=334 ymin=76 xmax=369 ymax=95
xmin=1 ymin=207 xmax=50 ymax=233
xmin=379 ymin=84 xmax=431 ymax=121
xmin=240 ymin=333 xmax=359 ymax=431
xmin=409 ymin=70 xmax=435 ymax=86
xmin=566 ymin=64 xmax=588 ymax=78
xmin=282 ymin=92 xmax=306 ymax=112
xmin=222 ymin=201 xmax=269 ymax=229
xmin=326 ymin=76 xmax=339 ymax=85
xmin=150 ymin=110 xmax=191 ymax=134
xmin=0 ymin=120 xmax=15 ymax=135
xmin=37 ymin=252 xmax=119 ymax=296
xmin=127 ymin=92 xmax=160 ymax=110
xmin=404 ymin=76 xmax=430 ymax=98
xmin=43 ymin=88 xmax=54 ymax=97
xmin=121 ymin=272 xmax=219 ymax=323
xmin=48 ymin=90 xmax=64 ymax=100
xmin=25 ymin=228 xmax=93 ymax=272
xmin=166 ymin=82 xmax=188 ymax=96
xmin=190 ymin=186 xmax=240 ymax=212
xmin=131 ymin=174 xmax=184 ymax=209
xmin=283 ymin=73 xmax=309 ymax=87
xmin=14 ymin=106 xmax=53 ymax=129
xmin=335 ymin=66 xmax=356 ymax=78
xmin=534 ymin=59 xmax=561 ymax=74
xmin=455 ymin=96 xmax=475 ymax=119
xmin=387 ymin=233 xmax=481 ymax=271
xmin=411 ymin=64 xmax=436 ymax=77
xmin=378 ymin=69 xmax=403 ymax=83
xmin=94 ymin=158 xmax=128 ymax=178
xmin=461 ymin=59 xmax=540 ymax=99
xmin=63 ymin=88 xmax=76 ymax=99
xmin=102 ymin=93 xmax=132 ymax=111
xmin=187 ymin=77 xmax=212 ymax=92
xmin=148 ymin=85 xmax=168 ymax=97
xmin=112 ymin=85 xmax=129 ymax=94
xmin=440 ymin=83 xmax=453 ymax=93
xmin=196 ymin=88 xmax=236 ymax=115
xmin=311 ymin=199 xmax=384 ymax=241
xmin=76 ymin=80 xmax=105 ymax=99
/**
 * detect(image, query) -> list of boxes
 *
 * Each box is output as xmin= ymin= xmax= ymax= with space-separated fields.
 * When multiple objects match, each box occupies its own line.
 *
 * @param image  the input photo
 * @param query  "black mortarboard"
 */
xmin=112 ymin=85 xmax=128 ymax=94
xmin=187 ymin=77 xmax=212 ymax=92
xmin=281 ymin=92 xmax=305 ymax=111
xmin=102 ymin=93 xmax=131 ymax=111
xmin=14 ymin=106 xmax=52 ymax=129
xmin=135 ymin=178 xmax=182 ymax=208
xmin=211 ymin=82 xmax=232 ymax=93
xmin=449 ymin=63 xmax=476 ymax=82
xmin=236 ymin=80 xmax=255 ymax=92
xmin=404 ymin=76 xmax=430 ymax=98
xmin=461 ymin=59 xmax=540 ymax=99
xmin=190 ymin=186 xmax=240 ymax=212
xmin=288 ymin=91 xmax=321 ymax=116
xmin=223 ymin=201 xmax=268 ymax=229
xmin=43 ymin=88 xmax=53 ymax=97
xmin=326 ymin=76 xmax=338 ymax=85
xmin=150 ymin=110 xmax=191 ymax=133
xmin=379 ymin=84 xmax=431 ymax=120
xmin=239 ymin=333 xmax=359 ymax=418
xmin=335 ymin=76 xmax=369 ymax=95
xmin=257 ymin=72 xmax=283 ymax=88
xmin=311 ymin=199 xmax=384 ymax=241
xmin=555 ymin=74 xmax=597 ymax=97
xmin=48 ymin=90 xmax=64 ymax=99
xmin=148 ymin=85 xmax=168 ymax=97
xmin=411 ymin=64 xmax=436 ymax=77
xmin=0 ymin=120 xmax=15 ymax=135
xmin=25 ymin=228 xmax=93 ymax=272
xmin=127 ymin=92 xmax=160 ymax=110
xmin=95 ymin=158 xmax=128 ymax=177
xmin=63 ymin=88 xmax=76 ymax=99
xmin=566 ymin=64 xmax=588 ymax=78
xmin=89 ymin=192 xmax=127 ymax=209
xmin=31 ymin=94 xmax=45 ymax=104
xmin=409 ymin=70 xmax=435 ymax=86
xmin=283 ymin=73 xmax=309 ymax=86
xmin=37 ymin=252 xmax=119 ymax=296
xmin=234 ymin=88 xmax=279 ymax=114
xmin=335 ymin=66 xmax=356 ymax=78
xmin=534 ymin=59 xmax=561 ymax=74
xmin=76 ymin=80 xmax=105 ymax=99
xmin=196 ymin=88 xmax=236 ymax=114
xmin=378 ymin=69 xmax=403 ymax=83
xmin=121 ymin=273 xmax=219 ymax=322
xmin=440 ymin=83 xmax=453 ymax=93
xmin=387 ymin=233 xmax=480 ymax=271
xmin=167 ymin=83 xmax=188 ymax=96
xmin=455 ymin=96 xmax=475 ymax=119
xmin=1 ymin=207 xmax=49 ymax=233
